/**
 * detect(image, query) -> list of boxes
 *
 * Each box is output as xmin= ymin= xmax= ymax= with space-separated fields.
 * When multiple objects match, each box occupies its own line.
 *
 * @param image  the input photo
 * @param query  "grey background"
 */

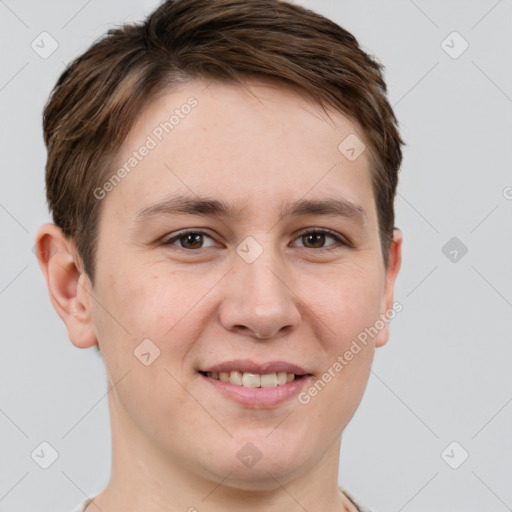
xmin=1 ymin=0 xmax=511 ymax=511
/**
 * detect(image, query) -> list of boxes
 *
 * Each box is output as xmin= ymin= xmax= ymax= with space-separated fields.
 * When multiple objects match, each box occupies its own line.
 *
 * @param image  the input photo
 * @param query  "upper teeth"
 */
xmin=206 ymin=371 xmax=295 ymax=388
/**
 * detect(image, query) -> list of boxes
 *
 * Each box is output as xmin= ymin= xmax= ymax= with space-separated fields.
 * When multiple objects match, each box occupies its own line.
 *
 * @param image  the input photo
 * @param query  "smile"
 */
xmin=201 ymin=370 xmax=296 ymax=388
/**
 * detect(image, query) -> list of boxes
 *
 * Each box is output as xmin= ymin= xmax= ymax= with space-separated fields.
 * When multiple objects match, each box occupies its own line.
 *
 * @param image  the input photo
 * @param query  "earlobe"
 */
xmin=35 ymin=223 xmax=98 ymax=349
xmin=374 ymin=228 xmax=403 ymax=348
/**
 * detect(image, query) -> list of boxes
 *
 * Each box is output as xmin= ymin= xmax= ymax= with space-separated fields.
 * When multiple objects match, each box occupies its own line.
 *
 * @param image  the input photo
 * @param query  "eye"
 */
xmin=291 ymin=229 xmax=348 ymax=250
xmin=161 ymin=228 xmax=349 ymax=252
xmin=162 ymin=230 xmax=217 ymax=250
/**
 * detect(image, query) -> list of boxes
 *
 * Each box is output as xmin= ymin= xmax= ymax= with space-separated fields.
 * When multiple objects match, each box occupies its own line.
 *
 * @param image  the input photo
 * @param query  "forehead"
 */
xmin=102 ymin=78 xmax=376 ymax=226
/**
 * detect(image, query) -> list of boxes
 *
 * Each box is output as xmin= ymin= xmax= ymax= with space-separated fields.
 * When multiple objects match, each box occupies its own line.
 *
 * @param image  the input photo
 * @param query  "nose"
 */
xmin=218 ymin=245 xmax=301 ymax=340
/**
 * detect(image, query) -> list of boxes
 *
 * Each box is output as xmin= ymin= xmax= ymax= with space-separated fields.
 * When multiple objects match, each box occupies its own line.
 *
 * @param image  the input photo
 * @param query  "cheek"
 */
xmin=95 ymin=255 xmax=181 ymax=332
xmin=92 ymin=255 xmax=219 ymax=373
xmin=298 ymin=261 xmax=383 ymax=418
xmin=300 ymin=260 xmax=384 ymax=345
xmin=297 ymin=264 xmax=380 ymax=395
xmin=90 ymin=261 xmax=199 ymax=436
xmin=297 ymin=268 xmax=380 ymax=436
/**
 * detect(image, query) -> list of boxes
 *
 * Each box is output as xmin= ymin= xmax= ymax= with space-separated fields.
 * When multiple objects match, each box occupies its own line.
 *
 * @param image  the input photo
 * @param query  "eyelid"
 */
xmin=161 ymin=229 xmax=218 ymax=248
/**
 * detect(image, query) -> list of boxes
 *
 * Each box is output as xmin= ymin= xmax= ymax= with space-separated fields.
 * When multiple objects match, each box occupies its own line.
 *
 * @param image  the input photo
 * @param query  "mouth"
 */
xmin=199 ymin=370 xmax=303 ymax=388
xmin=198 ymin=360 xmax=313 ymax=408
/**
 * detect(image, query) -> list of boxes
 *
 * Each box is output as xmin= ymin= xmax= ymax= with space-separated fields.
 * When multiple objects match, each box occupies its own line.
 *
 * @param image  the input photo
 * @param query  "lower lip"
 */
xmin=200 ymin=373 xmax=311 ymax=408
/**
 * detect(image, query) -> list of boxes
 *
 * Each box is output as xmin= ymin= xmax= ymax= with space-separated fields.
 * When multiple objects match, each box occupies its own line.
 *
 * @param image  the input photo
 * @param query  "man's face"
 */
xmin=87 ymin=79 xmax=400 ymax=488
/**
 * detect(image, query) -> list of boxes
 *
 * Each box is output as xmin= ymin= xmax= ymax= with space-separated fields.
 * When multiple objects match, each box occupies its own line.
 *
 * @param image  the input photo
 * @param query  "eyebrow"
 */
xmin=133 ymin=194 xmax=367 ymax=227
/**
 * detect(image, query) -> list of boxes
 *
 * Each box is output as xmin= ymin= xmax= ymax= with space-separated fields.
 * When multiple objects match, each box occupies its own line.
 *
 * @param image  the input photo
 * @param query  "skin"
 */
xmin=36 ymin=79 xmax=402 ymax=512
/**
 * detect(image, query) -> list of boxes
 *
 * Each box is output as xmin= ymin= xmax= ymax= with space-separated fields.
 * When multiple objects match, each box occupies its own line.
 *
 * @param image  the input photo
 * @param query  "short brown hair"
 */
xmin=43 ymin=0 xmax=403 ymax=281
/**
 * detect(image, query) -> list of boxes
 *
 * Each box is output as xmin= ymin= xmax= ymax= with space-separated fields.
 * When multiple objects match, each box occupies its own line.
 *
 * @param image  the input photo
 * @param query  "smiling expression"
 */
xmin=85 ymin=78 xmax=400 ymax=489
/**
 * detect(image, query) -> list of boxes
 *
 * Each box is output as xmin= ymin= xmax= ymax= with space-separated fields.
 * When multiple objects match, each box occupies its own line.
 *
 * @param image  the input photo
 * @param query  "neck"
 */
xmin=88 ymin=397 xmax=358 ymax=512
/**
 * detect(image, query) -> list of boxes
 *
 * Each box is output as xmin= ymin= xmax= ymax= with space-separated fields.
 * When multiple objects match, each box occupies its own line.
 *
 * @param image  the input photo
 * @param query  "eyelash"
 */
xmin=161 ymin=228 xmax=350 ymax=252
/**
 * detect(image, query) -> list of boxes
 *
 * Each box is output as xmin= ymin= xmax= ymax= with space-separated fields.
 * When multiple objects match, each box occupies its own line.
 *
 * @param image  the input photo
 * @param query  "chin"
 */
xmin=204 ymin=439 xmax=315 ymax=490
xmin=215 ymin=465 xmax=301 ymax=492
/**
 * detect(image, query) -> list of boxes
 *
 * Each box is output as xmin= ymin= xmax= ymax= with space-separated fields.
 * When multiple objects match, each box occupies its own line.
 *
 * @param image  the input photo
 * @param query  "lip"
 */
xmin=200 ymin=373 xmax=312 ymax=408
xmin=198 ymin=359 xmax=313 ymax=408
xmin=200 ymin=359 xmax=310 ymax=376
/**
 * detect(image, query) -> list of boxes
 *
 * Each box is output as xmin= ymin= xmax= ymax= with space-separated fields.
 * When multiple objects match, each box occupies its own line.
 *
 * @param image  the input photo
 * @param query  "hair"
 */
xmin=43 ymin=0 xmax=403 ymax=282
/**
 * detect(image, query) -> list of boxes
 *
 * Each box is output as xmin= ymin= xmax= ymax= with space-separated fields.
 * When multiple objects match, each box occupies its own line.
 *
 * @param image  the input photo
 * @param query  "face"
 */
xmin=83 ymin=79 xmax=401 ymax=489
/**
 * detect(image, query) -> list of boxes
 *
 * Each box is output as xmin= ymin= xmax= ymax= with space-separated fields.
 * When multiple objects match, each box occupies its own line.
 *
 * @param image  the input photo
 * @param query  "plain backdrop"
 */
xmin=1 ymin=1 xmax=511 ymax=511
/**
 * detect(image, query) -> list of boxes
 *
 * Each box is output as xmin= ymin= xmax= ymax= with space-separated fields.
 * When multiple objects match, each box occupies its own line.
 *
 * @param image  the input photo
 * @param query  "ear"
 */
xmin=374 ymin=228 xmax=403 ymax=348
xmin=35 ymin=223 xmax=97 ymax=349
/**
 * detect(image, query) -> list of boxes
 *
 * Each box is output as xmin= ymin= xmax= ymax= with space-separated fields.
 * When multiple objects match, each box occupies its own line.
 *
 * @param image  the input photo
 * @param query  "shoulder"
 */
xmin=339 ymin=485 xmax=378 ymax=512
xmin=70 ymin=497 xmax=93 ymax=512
